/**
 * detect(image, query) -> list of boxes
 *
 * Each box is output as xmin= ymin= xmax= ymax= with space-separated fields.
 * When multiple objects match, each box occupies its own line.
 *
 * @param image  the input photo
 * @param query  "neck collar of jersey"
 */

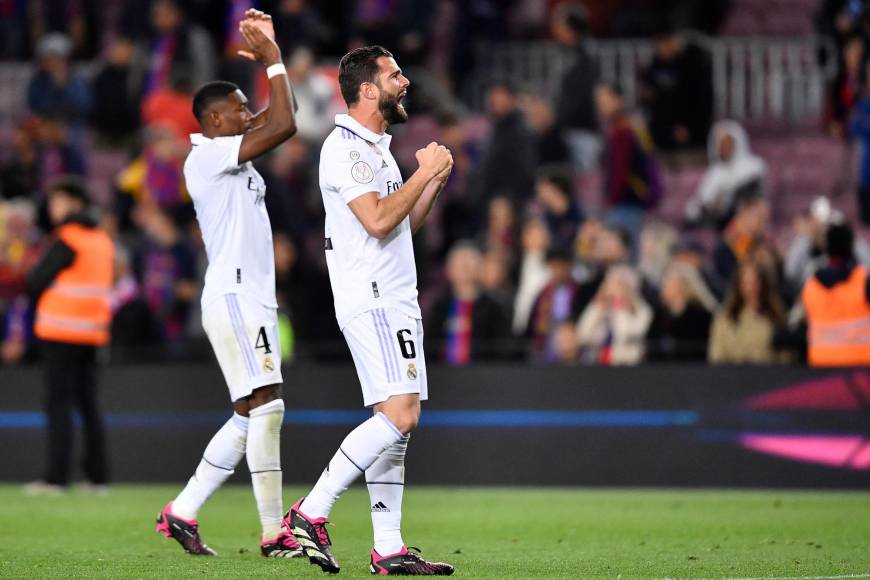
xmin=334 ymin=114 xmax=391 ymax=146
xmin=190 ymin=133 xmax=212 ymax=145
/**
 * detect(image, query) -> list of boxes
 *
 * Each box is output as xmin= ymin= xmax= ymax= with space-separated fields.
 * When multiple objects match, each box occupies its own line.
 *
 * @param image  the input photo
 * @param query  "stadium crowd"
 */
xmin=1 ymin=0 xmax=869 ymax=366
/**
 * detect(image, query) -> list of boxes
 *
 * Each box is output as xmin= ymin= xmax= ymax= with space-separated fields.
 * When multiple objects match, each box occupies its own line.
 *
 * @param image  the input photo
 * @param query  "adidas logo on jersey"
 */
xmin=371 ymin=501 xmax=390 ymax=512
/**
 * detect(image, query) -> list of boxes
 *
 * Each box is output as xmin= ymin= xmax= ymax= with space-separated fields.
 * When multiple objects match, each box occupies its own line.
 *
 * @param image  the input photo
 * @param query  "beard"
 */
xmin=379 ymin=91 xmax=408 ymax=125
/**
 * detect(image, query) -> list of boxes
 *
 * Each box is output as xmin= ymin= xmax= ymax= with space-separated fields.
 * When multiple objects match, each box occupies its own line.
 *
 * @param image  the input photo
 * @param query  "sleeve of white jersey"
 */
xmin=200 ymin=134 xmax=244 ymax=177
xmin=327 ymin=140 xmax=380 ymax=205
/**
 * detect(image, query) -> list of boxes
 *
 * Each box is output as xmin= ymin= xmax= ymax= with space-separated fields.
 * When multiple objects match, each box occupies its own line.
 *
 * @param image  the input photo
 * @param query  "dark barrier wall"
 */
xmin=2 ymin=364 xmax=869 ymax=487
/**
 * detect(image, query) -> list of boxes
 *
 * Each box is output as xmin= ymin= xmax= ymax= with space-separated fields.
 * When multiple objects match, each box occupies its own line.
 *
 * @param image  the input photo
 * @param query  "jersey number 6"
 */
xmin=396 ymin=329 xmax=416 ymax=359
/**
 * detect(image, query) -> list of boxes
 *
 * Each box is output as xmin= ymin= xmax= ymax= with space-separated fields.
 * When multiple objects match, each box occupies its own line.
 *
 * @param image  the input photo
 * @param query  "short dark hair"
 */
xmin=48 ymin=175 xmax=89 ymax=205
xmin=537 ymin=165 xmax=574 ymax=199
xmin=338 ymin=45 xmax=393 ymax=106
xmin=598 ymin=81 xmax=624 ymax=99
xmin=192 ymin=81 xmax=240 ymax=123
xmin=826 ymin=223 xmax=854 ymax=260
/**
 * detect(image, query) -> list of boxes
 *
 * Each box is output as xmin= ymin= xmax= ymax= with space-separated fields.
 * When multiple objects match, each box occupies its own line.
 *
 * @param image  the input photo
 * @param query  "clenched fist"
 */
xmin=415 ymin=142 xmax=453 ymax=178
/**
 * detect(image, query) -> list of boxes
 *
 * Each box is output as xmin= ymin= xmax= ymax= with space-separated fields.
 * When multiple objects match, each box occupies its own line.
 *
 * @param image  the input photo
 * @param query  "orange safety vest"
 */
xmin=34 ymin=222 xmax=114 ymax=346
xmin=802 ymin=265 xmax=870 ymax=367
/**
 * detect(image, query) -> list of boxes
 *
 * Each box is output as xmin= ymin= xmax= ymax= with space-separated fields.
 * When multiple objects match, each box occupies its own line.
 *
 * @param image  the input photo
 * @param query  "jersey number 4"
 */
xmin=255 ymin=327 xmax=272 ymax=354
xmin=396 ymin=329 xmax=416 ymax=359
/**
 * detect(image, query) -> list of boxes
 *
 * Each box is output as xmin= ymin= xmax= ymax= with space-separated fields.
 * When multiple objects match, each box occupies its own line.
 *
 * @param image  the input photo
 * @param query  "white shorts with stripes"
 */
xmin=343 ymin=307 xmax=428 ymax=407
xmin=202 ymin=294 xmax=283 ymax=402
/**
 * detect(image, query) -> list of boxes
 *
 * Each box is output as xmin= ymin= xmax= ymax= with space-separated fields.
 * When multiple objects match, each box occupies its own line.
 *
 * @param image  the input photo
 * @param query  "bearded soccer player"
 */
xmin=287 ymin=46 xmax=455 ymax=576
xmin=154 ymin=10 xmax=302 ymax=558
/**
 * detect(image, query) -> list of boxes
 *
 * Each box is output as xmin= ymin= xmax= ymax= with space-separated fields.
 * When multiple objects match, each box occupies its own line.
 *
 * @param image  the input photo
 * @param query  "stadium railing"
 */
xmin=470 ymin=34 xmax=837 ymax=123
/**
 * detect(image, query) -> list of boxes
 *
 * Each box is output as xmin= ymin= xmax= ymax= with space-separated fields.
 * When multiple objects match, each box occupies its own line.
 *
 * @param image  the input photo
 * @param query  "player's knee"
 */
xmin=392 ymin=409 xmax=420 ymax=434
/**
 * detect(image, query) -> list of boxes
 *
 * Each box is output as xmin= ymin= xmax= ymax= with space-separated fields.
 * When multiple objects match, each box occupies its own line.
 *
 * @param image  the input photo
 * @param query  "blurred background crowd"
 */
xmin=1 ymin=0 xmax=869 ymax=367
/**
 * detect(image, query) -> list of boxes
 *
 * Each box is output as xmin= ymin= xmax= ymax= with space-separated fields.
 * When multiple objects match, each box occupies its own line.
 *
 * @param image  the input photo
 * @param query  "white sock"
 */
xmin=301 ymin=413 xmax=403 ymax=519
xmin=366 ymin=434 xmax=409 ymax=555
xmin=173 ymin=413 xmax=248 ymax=520
xmin=247 ymin=399 xmax=285 ymax=541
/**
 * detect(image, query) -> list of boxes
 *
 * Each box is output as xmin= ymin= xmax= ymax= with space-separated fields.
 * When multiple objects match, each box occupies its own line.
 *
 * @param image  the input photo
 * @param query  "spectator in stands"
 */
xmin=434 ymin=118 xmax=478 ymax=257
xmin=551 ymin=2 xmax=600 ymax=171
xmin=533 ymin=167 xmax=584 ymax=251
xmin=713 ymin=190 xmax=770 ymax=284
xmin=575 ymin=223 xmax=635 ymax=313
xmin=638 ymin=221 xmax=678 ymax=290
xmin=0 ymin=200 xmax=39 ymax=365
xmin=785 ymin=197 xmax=870 ymax=293
xmin=27 ymin=33 xmax=92 ymax=136
xmin=639 ymin=23 xmax=713 ymax=151
xmin=429 ymin=242 xmax=512 ymax=364
xmin=553 ymin=322 xmax=580 ymax=364
xmin=259 ymin=138 xmax=315 ymax=239
xmin=140 ymin=69 xmax=199 ymax=141
xmin=519 ymin=93 xmax=571 ymax=165
xmin=33 ymin=115 xmax=87 ymax=185
xmin=528 ymin=247 xmax=584 ymax=362
xmin=672 ymin=237 xmax=726 ymax=300
xmin=482 ymin=196 xmax=517 ymax=256
xmin=286 ymin=46 xmax=341 ymax=143
xmin=0 ymin=122 xmax=40 ymax=200
xmin=829 ymin=33 xmax=863 ymax=138
xmin=849 ymin=83 xmax=870 ymax=224
xmin=116 ymin=123 xmax=189 ymax=215
xmin=273 ymin=232 xmax=301 ymax=362
xmin=135 ymin=205 xmax=197 ymax=343
xmin=480 ymin=249 xmax=515 ymax=318
xmin=513 ymin=218 xmax=551 ymax=335
xmin=272 ymin=0 xmax=333 ymax=56
xmin=576 ymin=264 xmax=653 ymax=365
xmin=110 ymin=244 xmax=159 ymax=349
xmin=473 ymin=81 xmax=537 ymax=207
xmin=91 ymin=36 xmax=142 ymax=147
xmin=709 ymin=261 xmax=788 ymax=364
xmin=596 ymin=83 xmax=662 ymax=238
xmin=685 ymin=120 xmax=766 ymax=230
xmin=647 ymin=262 xmax=717 ymax=361
xmin=134 ymin=0 xmax=216 ymax=99
xmin=801 ymin=222 xmax=870 ymax=367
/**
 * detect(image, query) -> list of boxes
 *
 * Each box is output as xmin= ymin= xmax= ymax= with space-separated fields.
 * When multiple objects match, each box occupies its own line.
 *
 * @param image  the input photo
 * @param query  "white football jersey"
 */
xmin=320 ymin=114 xmax=421 ymax=329
xmin=184 ymin=133 xmax=277 ymax=310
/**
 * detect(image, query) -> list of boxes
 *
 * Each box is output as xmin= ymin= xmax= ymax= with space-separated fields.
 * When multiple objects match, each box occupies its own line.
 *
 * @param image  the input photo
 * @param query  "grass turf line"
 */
xmin=0 ymin=485 xmax=867 ymax=578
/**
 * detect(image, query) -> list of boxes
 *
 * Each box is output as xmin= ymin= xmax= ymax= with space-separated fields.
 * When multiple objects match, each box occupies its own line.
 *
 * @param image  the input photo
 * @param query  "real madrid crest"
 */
xmin=263 ymin=356 xmax=275 ymax=373
xmin=407 ymin=362 xmax=417 ymax=380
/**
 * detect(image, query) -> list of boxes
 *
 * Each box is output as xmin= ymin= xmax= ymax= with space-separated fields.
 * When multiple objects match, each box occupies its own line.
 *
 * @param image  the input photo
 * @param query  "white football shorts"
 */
xmin=343 ymin=307 xmax=428 ymax=407
xmin=202 ymin=293 xmax=283 ymax=401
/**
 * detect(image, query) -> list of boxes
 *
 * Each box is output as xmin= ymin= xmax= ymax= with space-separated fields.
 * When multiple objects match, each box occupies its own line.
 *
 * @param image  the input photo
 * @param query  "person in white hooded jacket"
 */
xmin=685 ymin=120 xmax=766 ymax=228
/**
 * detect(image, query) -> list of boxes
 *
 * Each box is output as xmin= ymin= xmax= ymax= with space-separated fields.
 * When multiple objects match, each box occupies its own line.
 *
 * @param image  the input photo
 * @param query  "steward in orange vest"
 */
xmin=24 ymin=178 xmax=113 ymax=491
xmin=802 ymin=223 xmax=870 ymax=367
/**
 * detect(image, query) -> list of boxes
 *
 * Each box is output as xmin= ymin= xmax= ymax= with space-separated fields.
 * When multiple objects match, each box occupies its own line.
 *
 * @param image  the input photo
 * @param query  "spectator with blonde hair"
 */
xmin=647 ymin=262 xmax=717 ymax=361
xmin=576 ymin=264 xmax=652 ymax=365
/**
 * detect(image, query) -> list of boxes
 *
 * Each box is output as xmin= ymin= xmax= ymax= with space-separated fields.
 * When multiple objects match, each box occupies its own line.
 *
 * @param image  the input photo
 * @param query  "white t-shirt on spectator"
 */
xmin=184 ymin=132 xmax=277 ymax=310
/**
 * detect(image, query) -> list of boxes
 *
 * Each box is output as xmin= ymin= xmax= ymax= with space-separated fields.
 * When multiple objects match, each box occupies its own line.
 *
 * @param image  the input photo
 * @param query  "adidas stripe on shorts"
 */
xmin=342 ymin=307 xmax=428 ymax=407
xmin=202 ymin=293 xmax=283 ymax=402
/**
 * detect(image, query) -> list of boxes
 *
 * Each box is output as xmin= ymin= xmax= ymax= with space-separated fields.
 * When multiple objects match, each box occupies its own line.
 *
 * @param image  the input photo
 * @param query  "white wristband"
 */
xmin=266 ymin=63 xmax=286 ymax=79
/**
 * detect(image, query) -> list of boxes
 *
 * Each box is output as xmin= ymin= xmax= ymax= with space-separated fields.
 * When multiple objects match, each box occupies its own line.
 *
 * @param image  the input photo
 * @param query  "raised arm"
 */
xmin=235 ymin=13 xmax=297 ymax=163
xmin=348 ymin=142 xmax=452 ymax=240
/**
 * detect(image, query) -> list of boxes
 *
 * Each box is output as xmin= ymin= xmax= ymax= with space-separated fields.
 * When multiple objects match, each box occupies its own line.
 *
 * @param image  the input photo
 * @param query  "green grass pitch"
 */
xmin=0 ymin=485 xmax=868 ymax=578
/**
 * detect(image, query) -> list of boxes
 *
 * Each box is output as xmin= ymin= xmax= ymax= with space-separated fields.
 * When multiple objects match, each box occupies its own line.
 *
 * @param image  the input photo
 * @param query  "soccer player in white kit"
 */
xmin=154 ymin=10 xmax=302 ymax=558
xmin=287 ymin=46 xmax=455 ymax=576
